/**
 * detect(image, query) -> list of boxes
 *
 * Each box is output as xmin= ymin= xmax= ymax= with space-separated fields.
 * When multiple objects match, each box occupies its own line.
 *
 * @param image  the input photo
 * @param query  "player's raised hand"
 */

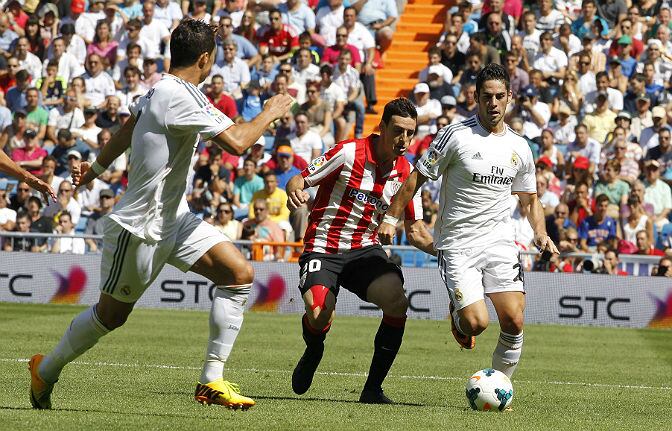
xmin=287 ymin=189 xmax=309 ymax=211
xmin=378 ymin=222 xmax=396 ymax=245
xmin=25 ymin=175 xmax=56 ymax=203
xmin=71 ymin=160 xmax=91 ymax=189
xmin=263 ymin=94 xmax=296 ymax=120
xmin=534 ymin=233 xmax=560 ymax=257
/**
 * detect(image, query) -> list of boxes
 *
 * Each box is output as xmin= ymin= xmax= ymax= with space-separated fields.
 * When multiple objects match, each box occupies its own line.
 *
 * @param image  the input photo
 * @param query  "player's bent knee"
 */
xmin=229 ymin=260 xmax=254 ymax=286
xmin=461 ymin=314 xmax=489 ymax=336
xmin=381 ymin=292 xmax=408 ymax=317
xmin=499 ymin=313 xmax=524 ymax=334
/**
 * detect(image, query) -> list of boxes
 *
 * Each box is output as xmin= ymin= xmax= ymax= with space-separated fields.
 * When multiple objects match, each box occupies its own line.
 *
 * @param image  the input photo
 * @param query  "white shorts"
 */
xmin=99 ymin=212 xmax=229 ymax=303
xmin=437 ymin=240 xmax=524 ymax=311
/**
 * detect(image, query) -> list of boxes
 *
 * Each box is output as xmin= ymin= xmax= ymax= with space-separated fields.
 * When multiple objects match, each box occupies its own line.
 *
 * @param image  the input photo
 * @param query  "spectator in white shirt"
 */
xmin=139 ymin=1 xmax=170 ymax=60
xmin=533 ymin=31 xmax=568 ymax=83
xmin=82 ymin=54 xmax=115 ymax=107
xmin=418 ymin=47 xmax=453 ymax=84
xmin=154 ymin=0 xmax=183 ymax=31
xmin=585 ymin=71 xmax=623 ymax=114
xmin=289 ymin=112 xmax=323 ymax=162
xmin=14 ymin=37 xmax=42 ymax=81
xmin=293 ymin=47 xmax=320 ymax=85
xmin=115 ymin=66 xmax=147 ymax=109
xmin=316 ymin=0 xmax=344 ymax=47
xmin=51 ymin=210 xmax=86 ymax=254
xmin=53 ymin=23 xmax=87 ymax=66
xmin=44 ymin=37 xmax=84 ymax=85
xmin=412 ymin=83 xmax=441 ymax=139
xmin=44 ymin=180 xmax=82 ymax=225
xmin=518 ymin=10 xmax=541 ymax=65
xmin=332 ymin=49 xmax=364 ymax=139
xmin=46 ymin=88 xmax=85 ymax=145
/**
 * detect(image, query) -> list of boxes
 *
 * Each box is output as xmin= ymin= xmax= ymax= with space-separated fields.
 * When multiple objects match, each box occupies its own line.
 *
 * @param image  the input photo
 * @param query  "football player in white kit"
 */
xmin=379 ymin=64 xmax=559 ymax=381
xmin=29 ymin=19 xmax=294 ymax=410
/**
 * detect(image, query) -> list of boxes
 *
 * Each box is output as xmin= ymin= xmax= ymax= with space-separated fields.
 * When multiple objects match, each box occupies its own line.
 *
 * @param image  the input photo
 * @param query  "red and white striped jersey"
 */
xmin=301 ymin=135 xmax=422 ymax=254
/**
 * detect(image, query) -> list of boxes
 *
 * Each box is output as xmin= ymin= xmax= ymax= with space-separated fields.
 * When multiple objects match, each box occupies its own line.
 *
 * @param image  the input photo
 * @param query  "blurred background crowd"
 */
xmin=0 ymin=0 xmax=669 ymax=277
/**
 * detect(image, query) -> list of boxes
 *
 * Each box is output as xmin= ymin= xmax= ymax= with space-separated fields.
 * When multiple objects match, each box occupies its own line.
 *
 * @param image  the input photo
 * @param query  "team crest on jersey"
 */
xmin=427 ymin=149 xmax=440 ymax=165
xmin=389 ymin=178 xmax=402 ymax=194
xmin=308 ymin=155 xmax=326 ymax=172
xmin=510 ymin=152 xmax=519 ymax=168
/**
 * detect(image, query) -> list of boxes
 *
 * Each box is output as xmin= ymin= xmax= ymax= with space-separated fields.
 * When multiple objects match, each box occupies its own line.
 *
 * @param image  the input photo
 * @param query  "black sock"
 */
xmin=302 ymin=314 xmax=328 ymax=352
xmin=363 ymin=314 xmax=406 ymax=392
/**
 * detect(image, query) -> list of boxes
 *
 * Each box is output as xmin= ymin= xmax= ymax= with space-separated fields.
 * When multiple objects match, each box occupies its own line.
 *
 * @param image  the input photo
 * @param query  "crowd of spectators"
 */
xmin=0 ymin=0 xmax=669 ymax=276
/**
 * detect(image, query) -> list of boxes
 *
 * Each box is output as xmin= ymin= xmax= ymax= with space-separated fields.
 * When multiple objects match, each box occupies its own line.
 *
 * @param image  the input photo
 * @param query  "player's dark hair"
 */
xmin=382 ymin=97 xmax=417 ymax=125
xmin=320 ymin=64 xmax=332 ymax=75
xmin=475 ymin=63 xmax=510 ymax=95
xmin=170 ymin=19 xmax=216 ymax=69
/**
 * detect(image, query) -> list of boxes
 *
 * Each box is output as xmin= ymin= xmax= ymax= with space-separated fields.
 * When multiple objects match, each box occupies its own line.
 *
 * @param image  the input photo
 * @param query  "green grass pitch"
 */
xmin=0 ymin=303 xmax=670 ymax=430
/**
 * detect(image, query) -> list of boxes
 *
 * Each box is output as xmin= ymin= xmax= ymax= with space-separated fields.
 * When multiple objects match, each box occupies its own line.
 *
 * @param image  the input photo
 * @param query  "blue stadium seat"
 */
xmin=75 ymin=216 xmax=89 ymax=233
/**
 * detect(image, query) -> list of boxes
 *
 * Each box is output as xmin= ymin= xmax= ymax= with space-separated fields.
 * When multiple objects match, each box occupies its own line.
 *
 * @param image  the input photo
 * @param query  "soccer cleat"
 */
xmin=359 ymin=388 xmax=394 ymax=404
xmin=194 ymin=379 xmax=255 ymax=410
xmin=449 ymin=302 xmax=475 ymax=350
xmin=291 ymin=345 xmax=324 ymax=395
xmin=29 ymin=354 xmax=54 ymax=409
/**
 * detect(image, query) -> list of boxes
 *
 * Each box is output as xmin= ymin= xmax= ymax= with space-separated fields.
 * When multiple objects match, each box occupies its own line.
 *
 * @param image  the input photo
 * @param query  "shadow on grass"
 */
xmin=252 ymin=394 xmax=426 ymax=407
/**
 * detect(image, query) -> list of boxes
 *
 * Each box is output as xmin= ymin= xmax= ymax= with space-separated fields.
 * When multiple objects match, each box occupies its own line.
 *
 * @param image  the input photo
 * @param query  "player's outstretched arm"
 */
xmin=74 ymin=114 xmax=137 ymax=189
xmin=285 ymin=173 xmax=309 ymax=212
xmin=404 ymin=219 xmax=437 ymax=256
xmin=0 ymin=150 xmax=56 ymax=202
xmin=379 ymin=169 xmax=427 ymax=245
xmin=212 ymin=94 xmax=295 ymax=156
xmin=516 ymin=191 xmax=560 ymax=256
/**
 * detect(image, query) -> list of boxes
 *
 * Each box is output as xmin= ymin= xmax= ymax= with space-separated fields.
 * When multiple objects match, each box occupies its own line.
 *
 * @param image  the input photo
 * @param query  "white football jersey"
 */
xmin=415 ymin=115 xmax=536 ymax=250
xmin=108 ymin=74 xmax=233 ymax=243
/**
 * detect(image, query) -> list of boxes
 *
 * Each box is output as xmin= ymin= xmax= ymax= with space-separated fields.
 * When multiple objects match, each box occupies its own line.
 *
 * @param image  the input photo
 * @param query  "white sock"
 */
xmin=39 ymin=306 xmax=110 ymax=384
xmin=491 ymin=331 xmax=523 ymax=379
xmin=199 ymin=284 xmax=251 ymax=384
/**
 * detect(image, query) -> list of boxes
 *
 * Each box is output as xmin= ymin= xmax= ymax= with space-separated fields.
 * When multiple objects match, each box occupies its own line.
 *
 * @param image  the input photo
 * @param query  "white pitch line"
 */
xmin=3 ymin=358 xmax=670 ymax=391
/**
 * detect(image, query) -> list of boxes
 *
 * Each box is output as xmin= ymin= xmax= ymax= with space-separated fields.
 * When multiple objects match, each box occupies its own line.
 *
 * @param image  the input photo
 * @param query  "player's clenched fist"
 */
xmin=287 ymin=189 xmax=309 ymax=212
xmin=263 ymin=94 xmax=296 ymax=119
xmin=378 ymin=222 xmax=396 ymax=245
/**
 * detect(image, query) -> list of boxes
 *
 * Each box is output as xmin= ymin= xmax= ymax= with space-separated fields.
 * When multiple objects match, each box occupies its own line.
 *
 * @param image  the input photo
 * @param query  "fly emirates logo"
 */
xmin=348 ymin=188 xmax=389 ymax=212
xmin=472 ymin=166 xmax=514 ymax=185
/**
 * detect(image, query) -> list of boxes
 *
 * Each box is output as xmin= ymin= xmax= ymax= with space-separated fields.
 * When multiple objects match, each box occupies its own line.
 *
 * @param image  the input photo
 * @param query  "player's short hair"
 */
xmin=475 ymin=63 xmax=510 ymax=95
xmin=595 ymin=71 xmax=608 ymax=81
xmin=381 ymin=97 xmax=417 ymax=125
xmin=169 ymin=19 xmax=216 ymax=69
xmin=320 ymin=64 xmax=332 ymax=75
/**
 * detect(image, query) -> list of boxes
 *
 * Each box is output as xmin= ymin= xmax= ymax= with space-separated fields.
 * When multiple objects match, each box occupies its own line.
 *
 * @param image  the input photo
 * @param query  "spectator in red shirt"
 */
xmin=321 ymin=26 xmax=362 ymax=71
xmin=257 ymin=8 xmax=299 ymax=63
xmin=601 ymin=249 xmax=630 ymax=276
xmin=6 ymin=1 xmax=28 ymax=35
xmin=11 ymin=128 xmax=47 ymax=176
xmin=207 ymin=74 xmax=238 ymax=119
xmin=635 ymin=230 xmax=665 ymax=256
xmin=568 ymin=180 xmax=596 ymax=227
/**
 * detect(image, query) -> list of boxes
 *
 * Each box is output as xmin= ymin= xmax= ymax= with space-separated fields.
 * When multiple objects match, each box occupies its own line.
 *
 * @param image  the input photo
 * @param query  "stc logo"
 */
xmin=251 ymin=274 xmax=286 ymax=312
xmin=648 ymin=292 xmax=672 ymax=328
xmin=50 ymin=266 xmax=88 ymax=304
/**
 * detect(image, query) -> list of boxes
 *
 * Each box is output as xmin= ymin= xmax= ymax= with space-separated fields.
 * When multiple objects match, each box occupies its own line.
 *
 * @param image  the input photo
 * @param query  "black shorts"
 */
xmin=298 ymin=245 xmax=404 ymax=302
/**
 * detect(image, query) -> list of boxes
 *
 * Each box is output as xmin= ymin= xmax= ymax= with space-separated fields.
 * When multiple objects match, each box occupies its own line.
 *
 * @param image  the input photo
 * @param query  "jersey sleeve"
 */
xmin=301 ymin=143 xmax=346 ymax=187
xmin=511 ymin=145 xmax=536 ymax=193
xmin=414 ymin=125 xmax=457 ymax=181
xmin=165 ymin=91 xmax=234 ymax=140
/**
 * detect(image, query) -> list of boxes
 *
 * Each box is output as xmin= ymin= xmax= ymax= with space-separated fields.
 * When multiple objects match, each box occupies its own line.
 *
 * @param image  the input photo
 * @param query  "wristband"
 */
xmin=90 ymin=160 xmax=107 ymax=176
xmin=383 ymin=214 xmax=399 ymax=226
